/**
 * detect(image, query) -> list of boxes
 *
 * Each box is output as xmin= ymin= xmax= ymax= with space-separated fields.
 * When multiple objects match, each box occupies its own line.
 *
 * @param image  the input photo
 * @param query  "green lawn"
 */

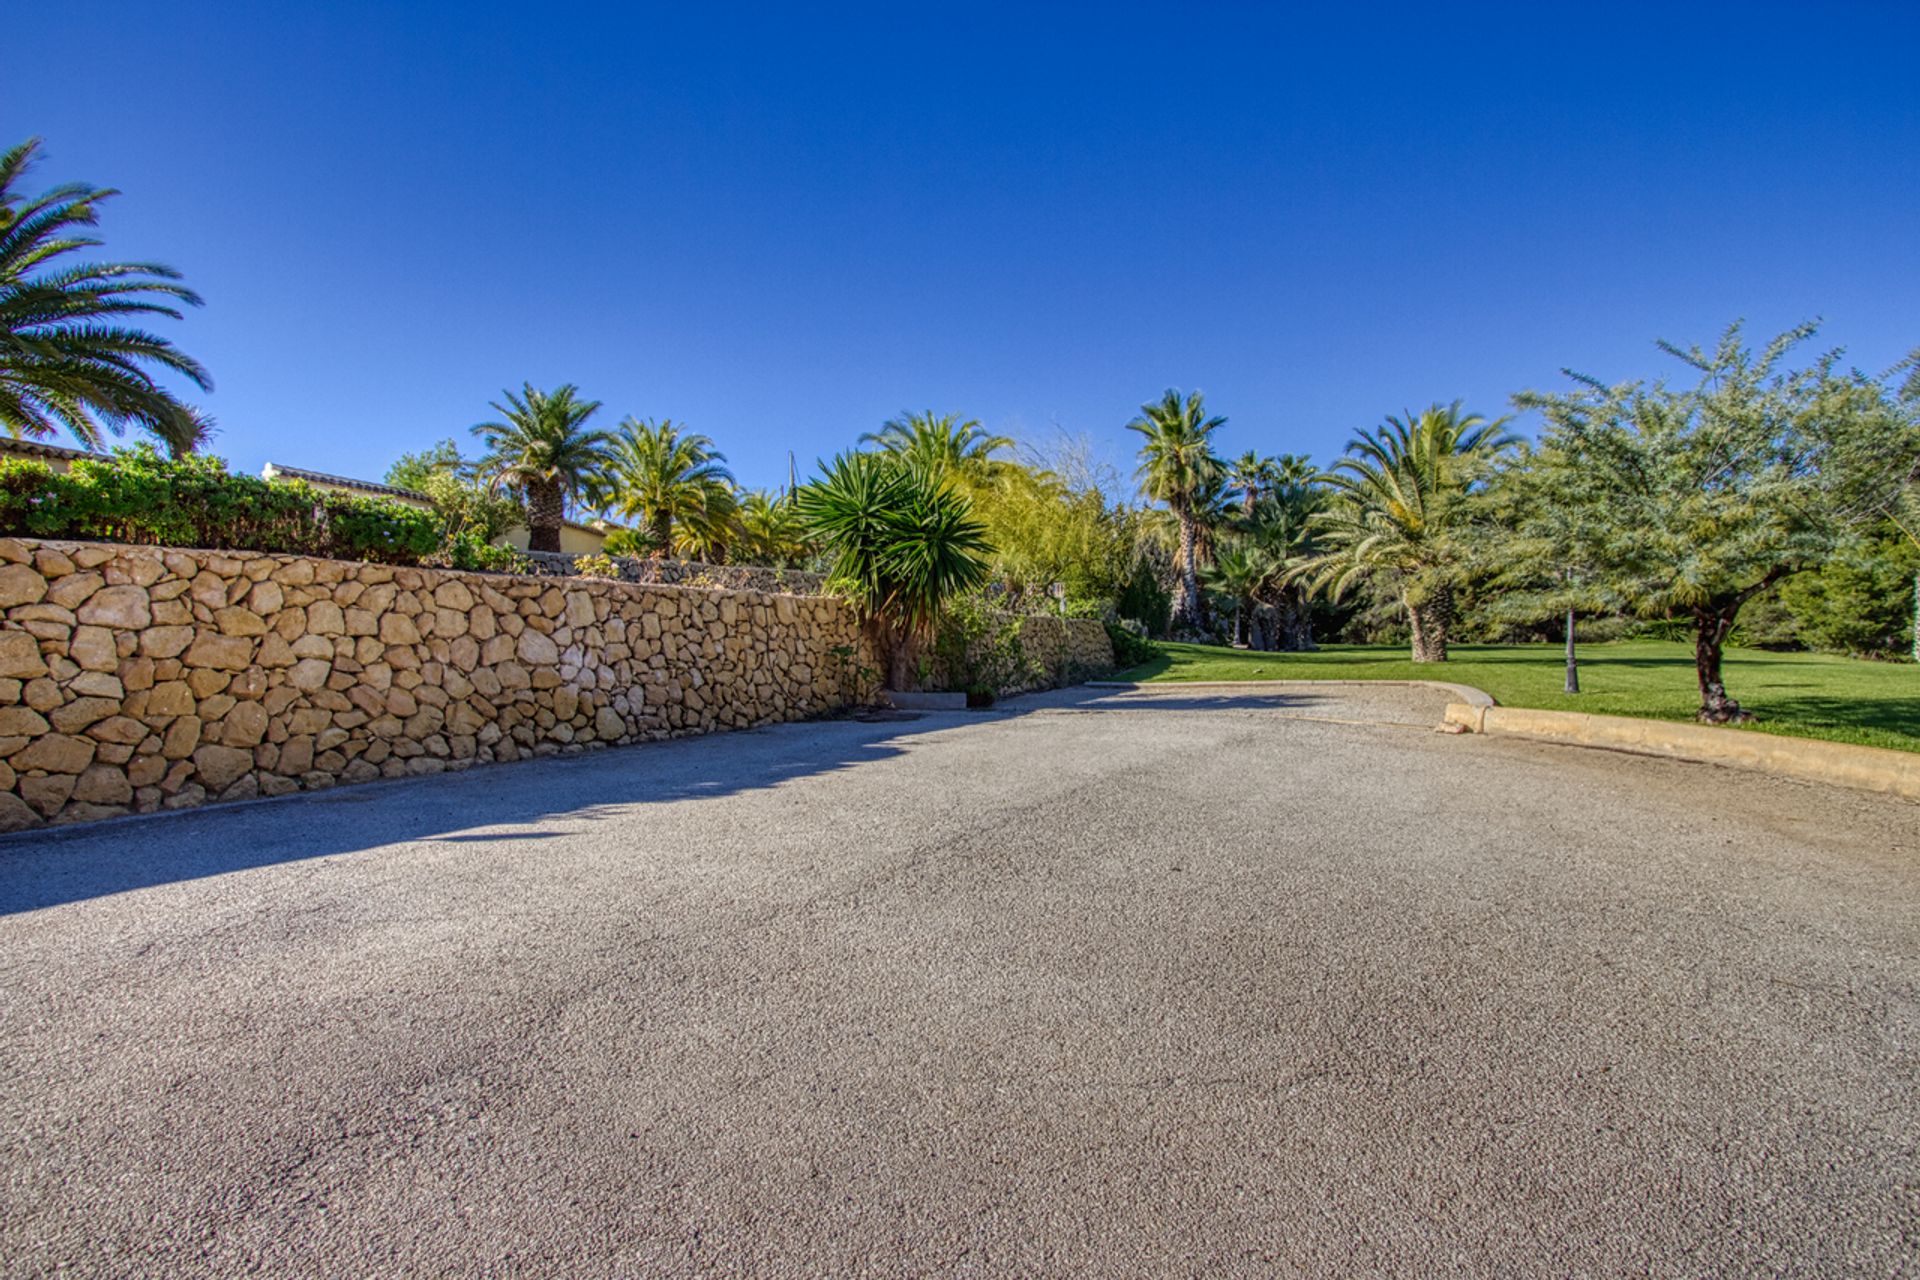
xmin=1118 ymin=640 xmax=1920 ymax=754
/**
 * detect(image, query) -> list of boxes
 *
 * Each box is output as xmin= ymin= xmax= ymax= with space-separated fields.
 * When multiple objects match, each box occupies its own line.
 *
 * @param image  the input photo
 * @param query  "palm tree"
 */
xmin=1291 ymin=401 xmax=1516 ymax=661
xmin=0 ymin=138 xmax=209 ymax=447
xmin=143 ymin=402 xmax=217 ymax=458
xmin=736 ymin=489 xmax=812 ymax=567
xmin=471 ymin=384 xmax=614 ymax=552
xmin=796 ymin=453 xmax=990 ymax=690
xmin=860 ymin=411 xmax=1011 ymax=483
xmin=1128 ymin=389 xmax=1226 ymax=627
xmin=603 ymin=417 xmax=737 ymax=557
xmin=1227 ymin=451 xmax=1282 ymax=518
xmin=1201 ymin=544 xmax=1281 ymax=647
xmin=1243 ymin=487 xmax=1323 ymax=651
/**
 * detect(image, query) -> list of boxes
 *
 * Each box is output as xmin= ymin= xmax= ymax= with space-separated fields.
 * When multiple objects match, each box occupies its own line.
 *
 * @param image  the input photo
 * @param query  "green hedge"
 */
xmin=0 ymin=446 xmax=443 ymax=565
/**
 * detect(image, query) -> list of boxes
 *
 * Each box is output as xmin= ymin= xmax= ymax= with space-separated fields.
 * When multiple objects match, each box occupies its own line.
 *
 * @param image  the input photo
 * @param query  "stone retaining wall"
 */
xmin=1006 ymin=616 xmax=1116 ymax=693
xmin=0 ymin=539 xmax=877 ymax=831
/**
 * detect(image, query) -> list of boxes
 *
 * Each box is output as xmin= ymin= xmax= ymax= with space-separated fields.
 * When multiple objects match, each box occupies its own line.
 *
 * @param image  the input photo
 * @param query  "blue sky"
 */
xmin=14 ymin=2 xmax=1919 ymax=493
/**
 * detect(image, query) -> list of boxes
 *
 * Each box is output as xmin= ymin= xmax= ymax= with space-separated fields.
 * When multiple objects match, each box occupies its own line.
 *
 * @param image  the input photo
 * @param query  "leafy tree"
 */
xmin=0 ymin=138 xmax=210 ymax=447
xmin=860 ymin=411 xmax=1011 ymax=483
xmin=470 ymin=384 xmax=613 ymax=552
xmin=1771 ymin=526 xmax=1919 ymax=657
xmin=385 ymin=439 xmax=469 ymax=493
xmin=1128 ymin=389 xmax=1226 ymax=628
xmin=603 ymin=417 xmax=736 ymax=556
xmin=1291 ymin=402 xmax=1516 ymax=662
xmin=1479 ymin=443 xmax=1625 ymax=691
xmin=796 ymin=452 xmax=990 ymax=690
xmin=1516 ymin=322 xmax=1918 ymax=720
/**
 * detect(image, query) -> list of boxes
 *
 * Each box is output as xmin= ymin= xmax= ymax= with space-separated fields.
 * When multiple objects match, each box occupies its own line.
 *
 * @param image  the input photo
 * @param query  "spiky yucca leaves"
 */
xmin=797 ymin=452 xmax=990 ymax=690
xmin=1291 ymin=401 xmax=1516 ymax=662
xmin=471 ymin=384 xmax=614 ymax=552
xmin=0 ymin=138 xmax=209 ymax=447
xmin=860 ymin=411 xmax=1012 ymax=484
xmin=1128 ymin=389 xmax=1226 ymax=628
xmin=604 ymin=418 xmax=737 ymax=557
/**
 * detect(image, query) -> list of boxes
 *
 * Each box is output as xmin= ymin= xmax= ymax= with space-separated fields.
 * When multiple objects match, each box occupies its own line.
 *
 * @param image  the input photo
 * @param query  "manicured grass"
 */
xmin=1119 ymin=640 xmax=1920 ymax=754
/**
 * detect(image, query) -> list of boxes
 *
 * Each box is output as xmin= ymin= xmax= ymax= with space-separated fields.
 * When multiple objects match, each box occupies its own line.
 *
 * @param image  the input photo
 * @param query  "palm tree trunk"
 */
xmin=1178 ymin=510 xmax=1199 ymax=627
xmin=650 ymin=510 xmax=672 ymax=558
xmin=528 ymin=481 xmax=565 ymax=553
xmin=1281 ymin=586 xmax=1316 ymax=652
xmin=1406 ymin=585 xmax=1453 ymax=662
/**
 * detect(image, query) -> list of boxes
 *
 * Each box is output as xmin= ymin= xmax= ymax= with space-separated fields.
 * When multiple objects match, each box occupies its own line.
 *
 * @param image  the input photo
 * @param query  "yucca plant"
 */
xmin=796 ymin=452 xmax=991 ymax=690
xmin=0 ymin=138 xmax=209 ymax=447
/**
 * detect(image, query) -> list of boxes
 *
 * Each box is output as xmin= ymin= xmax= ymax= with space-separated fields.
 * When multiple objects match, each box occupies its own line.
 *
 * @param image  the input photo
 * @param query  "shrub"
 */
xmin=930 ymin=594 xmax=1035 ymax=698
xmin=573 ymin=553 xmax=621 ymax=579
xmin=1104 ymin=618 xmax=1161 ymax=668
xmin=0 ymin=445 xmax=444 ymax=564
xmin=601 ymin=526 xmax=660 ymax=558
xmin=431 ymin=530 xmax=527 ymax=574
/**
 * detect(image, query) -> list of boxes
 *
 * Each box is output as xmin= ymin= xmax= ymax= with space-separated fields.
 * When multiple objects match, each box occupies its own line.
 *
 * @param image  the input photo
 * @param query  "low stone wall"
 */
xmin=0 ymin=539 xmax=877 ymax=831
xmin=1012 ymin=616 xmax=1116 ymax=692
xmin=520 ymin=551 xmax=827 ymax=596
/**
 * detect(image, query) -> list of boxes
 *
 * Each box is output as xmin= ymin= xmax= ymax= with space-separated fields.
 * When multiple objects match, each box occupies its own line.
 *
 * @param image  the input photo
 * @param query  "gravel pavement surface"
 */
xmin=2 ymin=683 xmax=1916 ymax=1277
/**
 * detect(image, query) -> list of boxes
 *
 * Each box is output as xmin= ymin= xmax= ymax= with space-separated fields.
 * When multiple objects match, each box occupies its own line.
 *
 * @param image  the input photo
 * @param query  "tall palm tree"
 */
xmin=1128 ymin=389 xmax=1226 ymax=627
xmin=0 ymin=137 xmax=209 ymax=447
xmin=471 ymin=384 xmax=614 ymax=552
xmin=1201 ymin=544 xmax=1281 ymax=647
xmin=604 ymin=417 xmax=737 ymax=557
xmin=860 ymin=411 xmax=1012 ymax=483
xmin=1290 ymin=401 xmax=1516 ymax=661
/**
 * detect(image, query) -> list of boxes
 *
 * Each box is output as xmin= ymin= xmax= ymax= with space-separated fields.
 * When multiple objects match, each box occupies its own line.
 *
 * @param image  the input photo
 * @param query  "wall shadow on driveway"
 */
xmin=0 ymin=685 xmax=1342 ymax=915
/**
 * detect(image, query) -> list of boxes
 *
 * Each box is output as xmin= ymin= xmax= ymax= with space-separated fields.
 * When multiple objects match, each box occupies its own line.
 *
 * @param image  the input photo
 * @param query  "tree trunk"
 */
xmin=1693 ymin=608 xmax=1751 ymax=723
xmin=1564 ymin=606 xmax=1580 ymax=694
xmin=1281 ymin=587 xmax=1316 ymax=652
xmin=1405 ymin=585 xmax=1452 ymax=662
xmin=650 ymin=509 xmax=673 ymax=558
xmin=1177 ymin=510 xmax=1199 ymax=628
xmin=887 ymin=627 xmax=918 ymax=693
xmin=527 ymin=481 xmax=564 ymax=553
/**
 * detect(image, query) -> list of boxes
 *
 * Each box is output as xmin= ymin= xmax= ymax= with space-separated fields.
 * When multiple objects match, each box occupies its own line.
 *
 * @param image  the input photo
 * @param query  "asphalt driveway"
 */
xmin=2 ymin=684 xmax=1915 ymax=1277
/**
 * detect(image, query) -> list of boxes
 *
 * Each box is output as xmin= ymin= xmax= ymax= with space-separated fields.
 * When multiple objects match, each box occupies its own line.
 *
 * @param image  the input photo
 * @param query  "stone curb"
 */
xmin=1447 ymin=702 xmax=1920 ymax=802
xmin=1094 ymin=678 xmax=1917 ymax=802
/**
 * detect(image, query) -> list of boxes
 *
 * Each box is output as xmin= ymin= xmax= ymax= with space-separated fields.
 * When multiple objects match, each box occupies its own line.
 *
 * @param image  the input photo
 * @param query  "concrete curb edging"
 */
xmin=1091 ymin=678 xmax=1917 ymax=802
xmin=1448 ymin=702 xmax=1920 ymax=802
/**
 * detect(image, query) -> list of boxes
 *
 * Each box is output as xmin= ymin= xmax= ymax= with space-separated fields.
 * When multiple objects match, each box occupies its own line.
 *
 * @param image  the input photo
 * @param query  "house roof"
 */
xmin=261 ymin=462 xmax=431 ymax=503
xmin=0 ymin=437 xmax=109 ymax=464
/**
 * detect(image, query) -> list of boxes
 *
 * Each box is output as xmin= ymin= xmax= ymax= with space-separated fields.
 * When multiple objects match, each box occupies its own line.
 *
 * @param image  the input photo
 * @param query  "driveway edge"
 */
xmin=1097 ymin=678 xmax=1918 ymax=802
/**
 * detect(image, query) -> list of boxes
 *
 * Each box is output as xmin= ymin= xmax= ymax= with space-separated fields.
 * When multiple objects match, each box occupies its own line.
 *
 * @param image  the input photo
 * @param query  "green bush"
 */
xmin=931 ymin=594 xmax=1034 ymax=698
xmin=0 ymin=445 xmax=443 ymax=565
xmin=1104 ymin=618 xmax=1161 ymax=668
xmin=430 ymin=529 xmax=527 ymax=574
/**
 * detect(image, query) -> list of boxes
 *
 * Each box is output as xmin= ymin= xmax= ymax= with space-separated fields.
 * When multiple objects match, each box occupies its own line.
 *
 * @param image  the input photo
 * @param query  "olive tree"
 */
xmin=1517 ymin=323 xmax=1918 ymax=722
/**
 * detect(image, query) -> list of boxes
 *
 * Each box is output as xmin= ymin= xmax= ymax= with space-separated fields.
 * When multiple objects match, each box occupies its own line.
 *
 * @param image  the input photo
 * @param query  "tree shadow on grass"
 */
xmin=0 ymin=685 xmax=1344 ymax=915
